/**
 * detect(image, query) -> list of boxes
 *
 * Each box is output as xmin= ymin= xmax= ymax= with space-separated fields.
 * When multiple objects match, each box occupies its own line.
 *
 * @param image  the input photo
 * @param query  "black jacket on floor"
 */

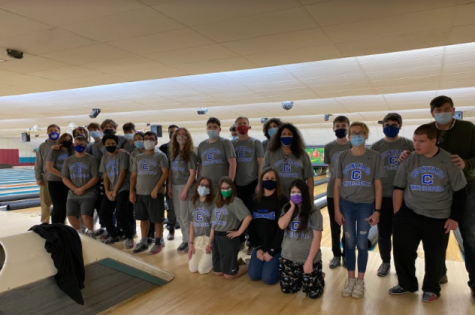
xmin=29 ymin=224 xmax=85 ymax=305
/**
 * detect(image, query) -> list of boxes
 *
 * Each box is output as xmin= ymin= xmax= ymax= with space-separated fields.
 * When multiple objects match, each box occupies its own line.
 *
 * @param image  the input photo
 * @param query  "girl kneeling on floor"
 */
xmin=278 ymin=179 xmax=325 ymax=299
xmin=211 ymin=176 xmax=252 ymax=279
xmin=188 ymin=176 xmax=215 ymax=274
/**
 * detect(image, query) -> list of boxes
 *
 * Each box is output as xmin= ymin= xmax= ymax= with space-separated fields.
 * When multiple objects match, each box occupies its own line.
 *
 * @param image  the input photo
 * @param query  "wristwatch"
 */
xmin=374 ymin=209 xmax=381 ymax=213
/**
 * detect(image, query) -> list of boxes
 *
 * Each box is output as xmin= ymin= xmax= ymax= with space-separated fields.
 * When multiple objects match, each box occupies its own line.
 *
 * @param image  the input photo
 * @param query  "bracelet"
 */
xmin=374 ymin=209 xmax=381 ymax=213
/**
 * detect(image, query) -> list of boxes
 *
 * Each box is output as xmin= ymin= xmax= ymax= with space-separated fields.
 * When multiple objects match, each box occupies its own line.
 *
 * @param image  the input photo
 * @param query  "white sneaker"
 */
xmin=342 ymin=278 xmax=356 ymax=297
xmin=352 ymin=279 xmax=365 ymax=299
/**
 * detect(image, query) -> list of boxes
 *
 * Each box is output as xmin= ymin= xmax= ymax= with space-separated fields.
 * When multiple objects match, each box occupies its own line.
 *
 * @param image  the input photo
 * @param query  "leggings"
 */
xmin=48 ymin=180 xmax=69 ymax=224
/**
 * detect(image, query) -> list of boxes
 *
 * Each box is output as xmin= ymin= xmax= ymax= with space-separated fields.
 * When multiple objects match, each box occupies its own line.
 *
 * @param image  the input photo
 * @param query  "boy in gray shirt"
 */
xmin=34 ymin=124 xmax=61 ymax=223
xmin=370 ymin=113 xmax=414 ymax=276
xmin=130 ymin=131 xmax=169 ymax=255
xmin=99 ymin=134 xmax=134 ymax=248
xmin=61 ymin=136 xmax=99 ymax=237
xmin=324 ymin=115 xmax=351 ymax=269
xmin=389 ymin=124 xmax=467 ymax=302
xmin=197 ymin=117 xmax=236 ymax=190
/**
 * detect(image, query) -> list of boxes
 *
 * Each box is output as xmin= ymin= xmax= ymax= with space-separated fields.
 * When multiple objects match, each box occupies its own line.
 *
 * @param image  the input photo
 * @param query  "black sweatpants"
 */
xmin=393 ymin=204 xmax=449 ymax=294
xmin=327 ymin=197 xmax=345 ymax=258
xmin=100 ymin=190 xmax=134 ymax=239
xmin=48 ymin=180 xmax=69 ymax=224
xmin=94 ymin=180 xmax=104 ymax=227
xmin=378 ymin=197 xmax=394 ymax=263
xmin=236 ymin=179 xmax=257 ymax=244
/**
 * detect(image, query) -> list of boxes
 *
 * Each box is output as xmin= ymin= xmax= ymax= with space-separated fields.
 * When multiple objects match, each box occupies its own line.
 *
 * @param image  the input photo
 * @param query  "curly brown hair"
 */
xmin=268 ymin=123 xmax=306 ymax=158
xmin=215 ymin=177 xmax=237 ymax=208
xmin=169 ymin=127 xmax=194 ymax=163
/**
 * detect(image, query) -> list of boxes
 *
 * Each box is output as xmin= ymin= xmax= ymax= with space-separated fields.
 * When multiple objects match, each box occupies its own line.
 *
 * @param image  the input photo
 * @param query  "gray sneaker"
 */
xmin=377 ymin=263 xmax=390 ymax=277
xmin=439 ymin=275 xmax=448 ymax=284
xmin=125 ymin=238 xmax=134 ymax=249
xmin=103 ymin=236 xmax=120 ymax=244
xmin=329 ymin=256 xmax=341 ymax=269
xmin=133 ymin=242 xmax=149 ymax=254
xmin=87 ymin=231 xmax=97 ymax=239
xmin=352 ymin=279 xmax=365 ymax=299
xmin=342 ymin=278 xmax=356 ymax=297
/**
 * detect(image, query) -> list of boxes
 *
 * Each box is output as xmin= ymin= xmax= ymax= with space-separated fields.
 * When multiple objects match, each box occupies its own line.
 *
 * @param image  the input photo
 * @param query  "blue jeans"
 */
xmin=248 ymin=250 xmax=281 ymax=285
xmin=340 ymin=198 xmax=373 ymax=273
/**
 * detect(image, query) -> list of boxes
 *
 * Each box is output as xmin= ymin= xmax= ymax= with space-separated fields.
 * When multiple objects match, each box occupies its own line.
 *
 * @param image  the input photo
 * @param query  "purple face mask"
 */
xmin=290 ymin=193 xmax=302 ymax=204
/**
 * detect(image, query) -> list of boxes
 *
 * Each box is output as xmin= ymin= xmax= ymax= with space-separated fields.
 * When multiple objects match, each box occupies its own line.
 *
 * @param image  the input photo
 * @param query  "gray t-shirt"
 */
xmin=189 ymin=199 xmax=214 ymax=237
xmin=35 ymin=140 xmax=56 ymax=181
xmin=211 ymin=197 xmax=250 ymax=232
xmin=132 ymin=151 xmax=169 ymax=195
xmin=370 ymin=137 xmax=414 ymax=198
xmin=393 ymin=149 xmax=467 ymax=219
xmin=324 ymin=140 xmax=352 ymax=198
xmin=262 ymin=139 xmax=270 ymax=153
xmin=100 ymin=152 xmax=130 ymax=193
xmin=86 ymin=140 xmax=106 ymax=163
xmin=232 ymin=137 xmax=265 ymax=186
xmin=262 ymin=149 xmax=313 ymax=198
xmin=197 ymin=137 xmax=236 ymax=189
xmin=335 ymin=149 xmax=386 ymax=203
xmin=171 ymin=151 xmax=198 ymax=186
xmin=61 ymin=154 xmax=99 ymax=199
xmin=281 ymin=204 xmax=323 ymax=264
xmin=46 ymin=148 xmax=73 ymax=181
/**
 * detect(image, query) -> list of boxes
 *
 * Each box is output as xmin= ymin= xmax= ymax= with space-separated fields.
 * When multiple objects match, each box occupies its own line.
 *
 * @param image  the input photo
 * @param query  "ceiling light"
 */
xmin=68 ymin=122 xmax=77 ymax=131
xmin=197 ymin=108 xmax=208 ymax=115
xmin=261 ymin=118 xmax=268 ymax=123
xmin=89 ymin=108 xmax=101 ymax=119
xmin=281 ymin=101 xmax=294 ymax=110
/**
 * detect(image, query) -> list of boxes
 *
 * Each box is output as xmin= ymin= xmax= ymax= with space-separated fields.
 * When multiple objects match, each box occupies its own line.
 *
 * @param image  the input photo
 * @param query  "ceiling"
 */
xmin=1 ymin=0 xmax=475 ymax=147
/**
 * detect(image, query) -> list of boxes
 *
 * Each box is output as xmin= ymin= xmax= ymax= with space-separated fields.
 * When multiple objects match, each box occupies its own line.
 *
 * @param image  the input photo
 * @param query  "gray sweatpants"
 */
xmin=172 ymin=184 xmax=194 ymax=243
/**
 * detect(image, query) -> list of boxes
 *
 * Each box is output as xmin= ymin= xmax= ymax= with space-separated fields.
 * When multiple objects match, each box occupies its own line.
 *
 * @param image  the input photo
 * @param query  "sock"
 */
xmin=155 ymin=237 xmax=162 ymax=245
xmin=141 ymin=238 xmax=147 ymax=245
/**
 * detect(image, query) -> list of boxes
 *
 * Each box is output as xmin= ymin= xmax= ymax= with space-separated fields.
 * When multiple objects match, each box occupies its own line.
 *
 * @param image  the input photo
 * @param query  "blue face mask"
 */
xmin=124 ymin=133 xmax=134 ymax=141
xmin=89 ymin=131 xmax=99 ymax=139
xmin=268 ymin=127 xmax=278 ymax=138
xmin=350 ymin=135 xmax=365 ymax=147
xmin=49 ymin=132 xmax=59 ymax=141
xmin=232 ymin=136 xmax=238 ymax=141
xmin=74 ymin=145 xmax=86 ymax=153
xmin=134 ymin=140 xmax=144 ymax=149
xmin=280 ymin=137 xmax=293 ymax=146
xmin=434 ymin=112 xmax=453 ymax=125
xmin=207 ymin=130 xmax=219 ymax=140
xmin=383 ymin=126 xmax=400 ymax=138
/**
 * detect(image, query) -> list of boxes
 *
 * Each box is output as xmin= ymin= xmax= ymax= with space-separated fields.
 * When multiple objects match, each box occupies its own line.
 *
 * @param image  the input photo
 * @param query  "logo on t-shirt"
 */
xmin=409 ymin=166 xmax=445 ymax=192
xmin=202 ymin=148 xmax=223 ymax=166
xmin=381 ymin=149 xmax=402 ymax=171
xmin=211 ymin=207 xmax=229 ymax=227
xmin=342 ymin=163 xmax=371 ymax=187
xmin=252 ymin=209 xmax=275 ymax=220
xmin=351 ymin=170 xmax=361 ymax=180
xmin=142 ymin=163 xmax=149 ymax=170
xmin=192 ymin=207 xmax=211 ymax=227
xmin=70 ymin=163 xmax=90 ymax=179
xmin=285 ymin=219 xmax=310 ymax=239
xmin=235 ymin=145 xmax=252 ymax=163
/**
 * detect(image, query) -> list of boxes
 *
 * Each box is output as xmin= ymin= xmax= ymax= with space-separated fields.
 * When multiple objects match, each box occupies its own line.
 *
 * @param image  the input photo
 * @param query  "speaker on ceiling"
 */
xmin=151 ymin=125 xmax=162 ymax=138
xmin=21 ymin=132 xmax=31 ymax=142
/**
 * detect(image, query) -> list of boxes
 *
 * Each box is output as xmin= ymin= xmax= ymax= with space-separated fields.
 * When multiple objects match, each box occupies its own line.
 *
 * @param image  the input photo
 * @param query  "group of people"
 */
xmin=33 ymin=95 xmax=474 ymax=302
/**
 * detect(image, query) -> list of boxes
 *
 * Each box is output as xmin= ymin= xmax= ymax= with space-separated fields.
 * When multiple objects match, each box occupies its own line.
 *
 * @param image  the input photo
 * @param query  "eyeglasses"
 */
xmin=350 ymin=133 xmax=365 ymax=137
xmin=383 ymin=124 xmax=399 ymax=128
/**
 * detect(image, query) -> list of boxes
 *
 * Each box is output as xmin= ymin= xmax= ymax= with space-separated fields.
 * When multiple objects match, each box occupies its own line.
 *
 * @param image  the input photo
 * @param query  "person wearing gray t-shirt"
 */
xmin=262 ymin=123 xmax=314 ymax=200
xmin=390 ymin=124 xmax=467 ymax=299
xmin=370 ymin=113 xmax=414 ymax=276
xmin=168 ymin=127 xmax=198 ymax=252
xmin=188 ymin=177 xmax=215 ymax=274
xmin=61 ymin=136 xmax=99 ymax=237
xmin=99 ymin=135 xmax=134 ymax=247
xmin=324 ymin=115 xmax=351 ymax=269
xmin=334 ymin=122 xmax=385 ymax=299
xmin=197 ymin=117 xmax=237 ymax=191
xmin=278 ymin=179 xmax=324 ymax=299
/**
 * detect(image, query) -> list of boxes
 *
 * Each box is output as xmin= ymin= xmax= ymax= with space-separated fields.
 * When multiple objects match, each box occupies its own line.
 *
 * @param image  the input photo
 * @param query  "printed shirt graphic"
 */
xmin=132 ymin=151 xmax=169 ymax=195
xmin=188 ymin=199 xmax=214 ymax=237
xmin=335 ymin=149 xmax=386 ymax=204
xmin=171 ymin=151 xmax=198 ymax=186
xmin=324 ymin=140 xmax=352 ymax=198
xmin=99 ymin=152 xmax=130 ymax=193
xmin=211 ymin=198 xmax=250 ymax=232
xmin=262 ymin=149 xmax=313 ymax=198
xmin=61 ymin=154 xmax=99 ymax=199
xmin=281 ymin=205 xmax=323 ymax=264
xmin=370 ymin=137 xmax=413 ymax=198
xmin=393 ymin=149 xmax=467 ymax=219
xmin=232 ymin=137 xmax=265 ymax=186
xmin=197 ymin=137 xmax=236 ymax=188
xmin=46 ymin=148 xmax=73 ymax=181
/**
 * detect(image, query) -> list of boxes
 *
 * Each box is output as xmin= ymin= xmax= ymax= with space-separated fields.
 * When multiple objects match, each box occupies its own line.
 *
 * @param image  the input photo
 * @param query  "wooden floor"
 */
xmin=1 ymin=209 xmax=473 ymax=315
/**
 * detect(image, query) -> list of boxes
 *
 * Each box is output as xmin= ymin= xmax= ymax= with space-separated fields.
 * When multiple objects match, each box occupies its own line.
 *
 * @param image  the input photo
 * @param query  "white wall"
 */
xmin=0 ymin=137 xmax=38 ymax=158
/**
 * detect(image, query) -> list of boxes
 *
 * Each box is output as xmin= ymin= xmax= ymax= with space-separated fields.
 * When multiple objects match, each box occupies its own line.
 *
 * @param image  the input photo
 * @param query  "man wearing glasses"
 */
xmin=371 ymin=113 xmax=413 ymax=278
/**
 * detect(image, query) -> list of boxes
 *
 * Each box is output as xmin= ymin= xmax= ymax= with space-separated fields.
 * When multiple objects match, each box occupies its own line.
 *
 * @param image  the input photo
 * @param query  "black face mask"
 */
xmin=105 ymin=145 xmax=117 ymax=153
xmin=103 ymin=129 xmax=116 ymax=136
xmin=62 ymin=140 xmax=72 ymax=148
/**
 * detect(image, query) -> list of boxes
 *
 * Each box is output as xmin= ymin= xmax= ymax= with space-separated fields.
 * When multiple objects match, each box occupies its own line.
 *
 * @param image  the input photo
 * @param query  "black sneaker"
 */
xmin=133 ymin=242 xmax=149 ymax=254
xmin=94 ymin=228 xmax=105 ymax=236
xmin=377 ymin=263 xmax=390 ymax=277
xmin=439 ymin=275 xmax=448 ymax=284
xmin=103 ymin=236 xmax=120 ymax=244
xmin=177 ymin=242 xmax=187 ymax=251
xmin=389 ymin=285 xmax=410 ymax=295
xmin=175 ymin=223 xmax=181 ymax=230
xmin=329 ymin=256 xmax=341 ymax=269
xmin=167 ymin=229 xmax=175 ymax=241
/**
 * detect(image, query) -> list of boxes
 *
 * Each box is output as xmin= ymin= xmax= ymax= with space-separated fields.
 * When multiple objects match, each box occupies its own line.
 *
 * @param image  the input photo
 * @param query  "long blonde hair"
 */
xmin=169 ymin=127 xmax=194 ymax=163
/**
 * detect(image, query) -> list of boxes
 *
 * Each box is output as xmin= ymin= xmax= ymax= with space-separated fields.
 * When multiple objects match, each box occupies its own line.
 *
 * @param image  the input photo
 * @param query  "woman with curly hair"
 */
xmin=262 ymin=123 xmax=314 ymax=200
xmin=262 ymin=118 xmax=283 ymax=152
xmin=168 ymin=127 xmax=197 ymax=252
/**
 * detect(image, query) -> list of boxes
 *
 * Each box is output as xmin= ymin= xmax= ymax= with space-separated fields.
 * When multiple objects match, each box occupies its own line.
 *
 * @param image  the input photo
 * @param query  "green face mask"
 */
xmin=221 ymin=189 xmax=232 ymax=198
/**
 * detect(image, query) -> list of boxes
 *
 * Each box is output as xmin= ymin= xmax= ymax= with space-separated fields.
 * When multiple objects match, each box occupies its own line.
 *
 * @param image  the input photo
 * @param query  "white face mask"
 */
xmin=144 ymin=140 xmax=155 ymax=150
